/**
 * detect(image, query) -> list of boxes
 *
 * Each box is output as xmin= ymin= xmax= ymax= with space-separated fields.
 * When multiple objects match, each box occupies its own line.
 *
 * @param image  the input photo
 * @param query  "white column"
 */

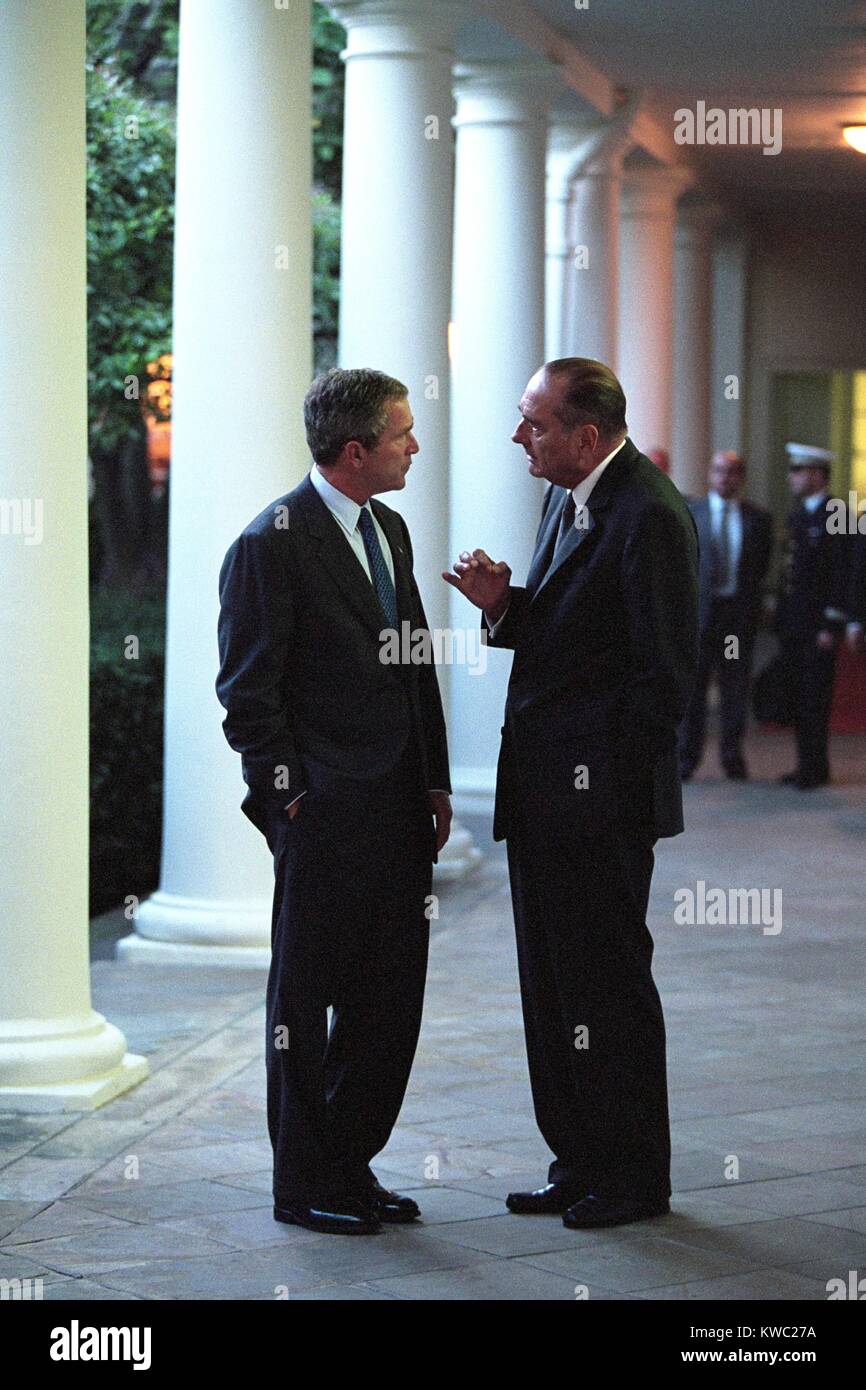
xmin=545 ymin=122 xmax=586 ymax=361
xmin=618 ymin=165 xmax=691 ymax=456
xmin=710 ymin=227 xmax=750 ymax=459
xmin=0 ymin=0 xmax=147 ymax=1108
xmin=672 ymin=200 xmax=722 ymax=496
xmin=332 ymin=0 xmax=479 ymax=876
xmin=449 ymin=63 xmax=552 ymax=810
xmin=561 ymin=152 xmax=627 ymax=366
xmin=119 ymin=0 xmax=312 ymax=966
xmin=546 ymin=103 xmax=640 ymax=366
xmin=331 ymin=0 xmax=462 ymax=637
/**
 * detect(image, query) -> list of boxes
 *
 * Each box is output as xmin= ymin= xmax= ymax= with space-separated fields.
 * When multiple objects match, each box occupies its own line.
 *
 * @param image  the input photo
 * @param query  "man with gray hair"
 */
xmin=446 ymin=358 xmax=699 ymax=1230
xmin=217 ymin=368 xmax=452 ymax=1235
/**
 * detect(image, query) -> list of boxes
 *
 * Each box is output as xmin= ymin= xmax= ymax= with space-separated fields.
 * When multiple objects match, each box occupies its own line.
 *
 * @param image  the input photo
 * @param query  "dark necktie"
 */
xmin=713 ymin=500 xmax=732 ymax=592
xmin=357 ymin=507 xmax=399 ymax=629
xmin=553 ymin=491 xmax=577 ymax=561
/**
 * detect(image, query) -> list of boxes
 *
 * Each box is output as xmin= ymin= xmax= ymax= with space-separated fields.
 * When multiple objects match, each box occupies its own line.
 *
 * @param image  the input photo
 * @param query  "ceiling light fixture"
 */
xmin=842 ymin=124 xmax=866 ymax=154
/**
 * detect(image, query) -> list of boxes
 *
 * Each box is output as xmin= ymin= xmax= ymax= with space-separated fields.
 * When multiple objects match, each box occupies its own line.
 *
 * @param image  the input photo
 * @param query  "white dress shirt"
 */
xmin=309 ymin=463 xmax=395 ymax=585
xmin=286 ymin=465 xmax=445 ymax=808
xmin=802 ymin=489 xmax=827 ymax=514
xmin=487 ymin=437 xmax=628 ymax=634
xmin=708 ymin=489 xmax=743 ymax=598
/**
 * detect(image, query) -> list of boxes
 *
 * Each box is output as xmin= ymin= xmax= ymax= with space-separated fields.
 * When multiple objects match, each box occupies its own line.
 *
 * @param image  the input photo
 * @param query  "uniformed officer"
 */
xmin=775 ymin=443 xmax=849 ymax=789
xmin=845 ymin=526 xmax=866 ymax=653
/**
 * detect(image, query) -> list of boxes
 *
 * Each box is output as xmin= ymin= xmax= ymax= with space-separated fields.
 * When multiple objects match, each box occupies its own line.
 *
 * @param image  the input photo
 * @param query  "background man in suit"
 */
xmin=776 ymin=442 xmax=849 ymax=789
xmin=217 ymin=368 xmax=452 ymax=1236
xmin=444 ymin=358 xmax=699 ymax=1230
xmin=845 ymin=527 xmax=866 ymax=653
xmin=678 ymin=451 xmax=773 ymax=781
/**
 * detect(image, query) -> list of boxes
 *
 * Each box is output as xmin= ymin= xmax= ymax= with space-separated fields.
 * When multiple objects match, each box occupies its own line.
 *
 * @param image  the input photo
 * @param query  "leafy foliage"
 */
xmin=86 ymin=63 xmax=176 ymax=457
xmin=314 ymin=190 xmax=341 ymax=370
xmin=90 ymin=590 xmax=166 ymax=916
xmin=312 ymin=4 xmax=345 ymax=200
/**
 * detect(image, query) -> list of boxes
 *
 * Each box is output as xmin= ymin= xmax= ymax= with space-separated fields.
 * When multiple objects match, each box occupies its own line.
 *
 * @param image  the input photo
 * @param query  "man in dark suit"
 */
xmin=678 ymin=451 xmax=773 ymax=781
xmin=845 ymin=526 xmax=866 ymax=654
xmin=216 ymin=368 xmax=452 ymax=1235
xmin=444 ymin=358 xmax=699 ymax=1230
xmin=775 ymin=443 xmax=849 ymax=789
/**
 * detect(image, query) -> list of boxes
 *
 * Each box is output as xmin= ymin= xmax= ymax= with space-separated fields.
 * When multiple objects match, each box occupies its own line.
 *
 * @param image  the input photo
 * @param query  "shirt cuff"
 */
xmin=485 ymin=602 xmax=511 ymax=637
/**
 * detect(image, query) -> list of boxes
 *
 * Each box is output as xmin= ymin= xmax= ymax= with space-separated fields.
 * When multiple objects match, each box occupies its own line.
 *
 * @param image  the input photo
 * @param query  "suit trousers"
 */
xmin=506 ymin=810 xmax=671 ymax=1201
xmin=679 ymin=597 xmax=755 ymax=770
xmin=265 ymin=744 xmax=433 ymax=1204
xmin=782 ymin=637 xmax=837 ymax=780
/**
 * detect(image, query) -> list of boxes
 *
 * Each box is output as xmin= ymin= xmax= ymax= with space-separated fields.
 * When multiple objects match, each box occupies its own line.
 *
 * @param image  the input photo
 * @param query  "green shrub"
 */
xmin=90 ymin=590 xmax=166 ymax=918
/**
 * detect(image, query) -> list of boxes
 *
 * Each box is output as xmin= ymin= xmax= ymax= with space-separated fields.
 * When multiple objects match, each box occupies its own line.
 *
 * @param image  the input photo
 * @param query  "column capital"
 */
xmin=547 ymin=120 xmax=598 ymax=197
xmin=453 ymin=61 xmax=560 ymax=128
xmin=547 ymin=93 xmax=643 ymax=195
xmin=328 ymin=0 xmax=467 ymax=57
xmin=621 ymin=163 xmax=694 ymax=220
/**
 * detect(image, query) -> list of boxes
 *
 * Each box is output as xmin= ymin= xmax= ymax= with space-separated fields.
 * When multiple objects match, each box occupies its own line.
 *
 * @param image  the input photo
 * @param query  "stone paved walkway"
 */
xmin=2 ymin=728 xmax=865 ymax=1301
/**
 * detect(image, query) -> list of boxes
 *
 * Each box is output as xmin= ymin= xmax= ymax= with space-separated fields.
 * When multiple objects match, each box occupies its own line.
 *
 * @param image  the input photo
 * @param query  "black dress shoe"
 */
xmin=367 ymin=1181 xmax=420 ymax=1224
xmin=562 ymin=1193 xmax=669 ymax=1229
xmin=506 ymin=1182 xmax=582 ymax=1215
xmin=273 ymin=1195 xmax=381 ymax=1235
xmin=778 ymin=770 xmax=800 ymax=785
xmin=794 ymin=772 xmax=829 ymax=790
xmin=723 ymin=758 xmax=748 ymax=780
xmin=679 ymin=764 xmax=696 ymax=782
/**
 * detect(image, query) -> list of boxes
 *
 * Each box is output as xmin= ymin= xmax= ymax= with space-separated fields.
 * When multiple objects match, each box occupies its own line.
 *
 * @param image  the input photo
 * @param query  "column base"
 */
xmin=0 ymin=1052 xmax=149 ymax=1114
xmin=0 ymin=1011 xmax=149 ymax=1113
xmin=120 ymin=888 xmax=272 ymax=960
xmin=116 ymin=934 xmax=270 ymax=970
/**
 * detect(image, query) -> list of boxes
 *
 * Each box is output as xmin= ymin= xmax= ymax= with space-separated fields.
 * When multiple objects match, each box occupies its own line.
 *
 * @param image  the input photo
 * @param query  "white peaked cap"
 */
xmin=785 ymin=442 xmax=834 ymax=465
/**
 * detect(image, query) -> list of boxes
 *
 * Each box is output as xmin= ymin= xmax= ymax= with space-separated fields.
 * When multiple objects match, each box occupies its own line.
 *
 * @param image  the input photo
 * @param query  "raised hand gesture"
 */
xmin=443 ymin=549 xmax=512 ymax=623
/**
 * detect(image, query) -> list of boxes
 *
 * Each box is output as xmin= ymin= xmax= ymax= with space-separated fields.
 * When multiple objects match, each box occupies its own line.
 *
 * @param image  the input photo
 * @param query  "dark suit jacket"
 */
xmin=848 ymin=529 xmax=866 ymax=627
xmin=689 ymin=495 xmax=773 ymax=634
xmin=775 ymin=497 xmax=849 ymax=640
xmin=488 ymin=438 xmax=699 ymax=843
xmin=216 ymin=475 xmax=450 ymax=839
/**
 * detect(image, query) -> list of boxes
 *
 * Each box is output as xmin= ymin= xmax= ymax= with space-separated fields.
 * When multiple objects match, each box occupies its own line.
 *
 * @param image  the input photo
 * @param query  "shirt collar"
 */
xmin=310 ymin=463 xmax=368 ymax=535
xmin=802 ymin=490 xmax=827 ymax=514
xmin=570 ymin=436 xmax=627 ymax=510
xmin=709 ymin=489 xmax=741 ymax=512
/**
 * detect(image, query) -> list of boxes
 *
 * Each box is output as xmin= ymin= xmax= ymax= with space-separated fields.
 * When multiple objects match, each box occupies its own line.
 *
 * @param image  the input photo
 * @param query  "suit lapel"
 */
xmin=532 ymin=496 xmax=595 ymax=600
xmin=525 ymin=488 xmax=563 ymax=596
xmin=298 ymin=478 xmax=394 ymax=637
xmin=528 ymin=442 xmax=636 ymax=603
xmin=694 ymin=499 xmax=712 ymax=595
xmin=737 ymin=502 xmax=754 ymax=586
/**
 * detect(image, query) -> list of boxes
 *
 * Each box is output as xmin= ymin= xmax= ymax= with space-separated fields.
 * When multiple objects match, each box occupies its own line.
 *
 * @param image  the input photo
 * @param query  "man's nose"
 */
xmin=408 ymin=434 xmax=419 ymax=454
xmin=512 ymin=420 xmax=526 ymax=444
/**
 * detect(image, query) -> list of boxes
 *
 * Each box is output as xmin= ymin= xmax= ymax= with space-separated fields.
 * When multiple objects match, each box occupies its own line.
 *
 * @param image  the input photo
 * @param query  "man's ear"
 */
xmin=342 ymin=439 xmax=366 ymax=469
xmin=580 ymin=424 xmax=600 ymax=454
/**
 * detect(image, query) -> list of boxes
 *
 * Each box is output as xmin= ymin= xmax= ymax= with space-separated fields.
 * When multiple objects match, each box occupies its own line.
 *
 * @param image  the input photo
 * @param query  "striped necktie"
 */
xmin=553 ymin=491 xmax=577 ymax=561
xmin=357 ymin=507 xmax=399 ymax=629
